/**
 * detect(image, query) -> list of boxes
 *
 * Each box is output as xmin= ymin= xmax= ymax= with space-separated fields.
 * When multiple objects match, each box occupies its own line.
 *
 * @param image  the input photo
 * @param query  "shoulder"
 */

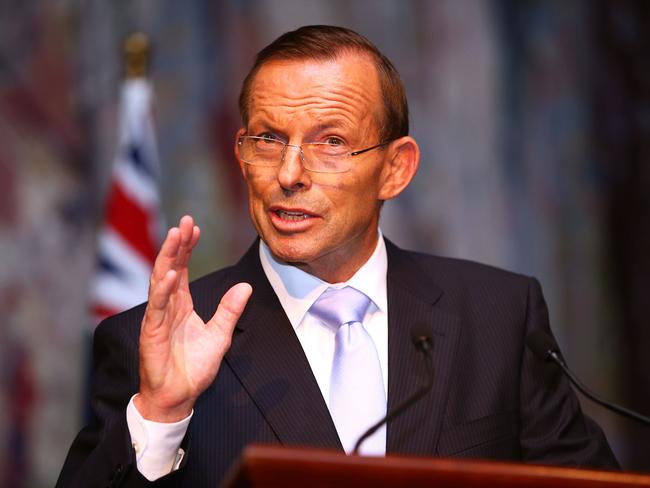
xmin=386 ymin=240 xmax=541 ymax=313
xmin=407 ymin=248 xmax=532 ymax=285
xmin=388 ymin=239 xmax=533 ymax=283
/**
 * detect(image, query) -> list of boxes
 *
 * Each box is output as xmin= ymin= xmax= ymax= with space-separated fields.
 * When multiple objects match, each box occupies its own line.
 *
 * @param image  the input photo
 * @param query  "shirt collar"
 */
xmin=259 ymin=231 xmax=388 ymax=329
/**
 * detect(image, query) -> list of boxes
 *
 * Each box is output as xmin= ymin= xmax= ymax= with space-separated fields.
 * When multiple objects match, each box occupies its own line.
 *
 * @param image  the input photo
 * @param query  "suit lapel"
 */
xmin=200 ymin=239 xmax=457 ymax=455
xmin=220 ymin=243 xmax=342 ymax=450
xmin=385 ymin=241 xmax=460 ymax=455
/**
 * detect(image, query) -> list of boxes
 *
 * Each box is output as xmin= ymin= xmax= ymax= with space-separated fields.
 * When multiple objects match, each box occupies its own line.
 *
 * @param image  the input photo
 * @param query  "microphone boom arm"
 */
xmin=548 ymin=351 xmax=650 ymax=426
xmin=352 ymin=335 xmax=434 ymax=454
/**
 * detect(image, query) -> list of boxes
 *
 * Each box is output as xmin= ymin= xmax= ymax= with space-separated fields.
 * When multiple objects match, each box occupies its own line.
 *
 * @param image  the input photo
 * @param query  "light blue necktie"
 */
xmin=310 ymin=286 xmax=386 ymax=455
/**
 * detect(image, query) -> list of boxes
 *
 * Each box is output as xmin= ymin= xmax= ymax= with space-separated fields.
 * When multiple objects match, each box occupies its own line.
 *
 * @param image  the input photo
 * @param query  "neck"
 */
xmin=294 ymin=251 xmax=373 ymax=284
xmin=263 ymin=231 xmax=380 ymax=284
xmin=298 ymin=235 xmax=380 ymax=284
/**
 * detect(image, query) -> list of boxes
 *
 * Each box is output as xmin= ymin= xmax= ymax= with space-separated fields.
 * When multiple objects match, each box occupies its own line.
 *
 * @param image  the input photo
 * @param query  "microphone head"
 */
xmin=411 ymin=322 xmax=433 ymax=353
xmin=526 ymin=330 xmax=558 ymax=362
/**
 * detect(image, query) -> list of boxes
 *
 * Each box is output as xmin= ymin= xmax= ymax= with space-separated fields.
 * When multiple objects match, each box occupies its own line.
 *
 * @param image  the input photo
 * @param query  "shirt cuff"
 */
xmin=126 ymin=394 xmax=192 ymax=481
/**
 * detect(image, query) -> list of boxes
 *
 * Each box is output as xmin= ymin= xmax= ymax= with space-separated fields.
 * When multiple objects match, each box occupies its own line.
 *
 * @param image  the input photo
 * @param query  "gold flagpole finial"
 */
xmin=123 ymin=32 xmax=150 ymax=78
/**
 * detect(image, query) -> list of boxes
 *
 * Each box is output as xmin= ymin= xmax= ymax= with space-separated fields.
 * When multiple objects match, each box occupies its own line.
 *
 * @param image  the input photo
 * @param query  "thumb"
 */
xmin=209 ymin=282 xmax=253 ymax=335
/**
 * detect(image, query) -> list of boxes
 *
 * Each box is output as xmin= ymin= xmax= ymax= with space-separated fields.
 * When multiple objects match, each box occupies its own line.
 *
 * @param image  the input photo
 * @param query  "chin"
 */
xmin=268 ymin=244 xmax=311 ymax=264
xmin=264 ymin=236 xmax=317 ymax=265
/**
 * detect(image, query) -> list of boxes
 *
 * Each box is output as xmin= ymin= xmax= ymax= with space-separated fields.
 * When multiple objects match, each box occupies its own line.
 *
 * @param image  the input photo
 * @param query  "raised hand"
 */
xmin=134 ymin=215 xmax=252 ymax=422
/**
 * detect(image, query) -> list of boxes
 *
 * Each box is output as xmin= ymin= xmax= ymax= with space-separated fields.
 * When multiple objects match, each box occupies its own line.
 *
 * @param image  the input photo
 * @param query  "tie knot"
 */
xmin=310 ymin=287 xmax=371 ymax=329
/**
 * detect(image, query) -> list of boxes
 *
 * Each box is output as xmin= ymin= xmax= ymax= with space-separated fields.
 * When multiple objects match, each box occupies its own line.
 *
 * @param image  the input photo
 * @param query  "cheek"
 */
xmin=315 ymin=179 xmax=377 ymax=223
xmin=245 ymin=171 xmax=276 ymax=197
xmin=311 ymin=179 xmax=344 ymax=191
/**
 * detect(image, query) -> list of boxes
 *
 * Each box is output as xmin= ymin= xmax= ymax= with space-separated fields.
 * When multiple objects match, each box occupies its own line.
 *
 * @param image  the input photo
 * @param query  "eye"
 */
xmin=256 ymin=133 xmax=280 ymax=144
xmin=324 ymin=136 xmax=345 ymax=146
xmin=312 ymin=136 xmax=348 ymax=157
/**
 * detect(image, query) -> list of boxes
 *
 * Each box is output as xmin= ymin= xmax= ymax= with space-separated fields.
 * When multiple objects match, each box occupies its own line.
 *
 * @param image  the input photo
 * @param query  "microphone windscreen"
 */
xmin=411 ymin=322 xmax=433 ymax=352
xmin=526 ymin=330 xmax=558 ymax=361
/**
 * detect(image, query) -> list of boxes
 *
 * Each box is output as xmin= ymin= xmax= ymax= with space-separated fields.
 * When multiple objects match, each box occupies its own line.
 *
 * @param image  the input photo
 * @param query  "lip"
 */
xmin=268 ymin=206 xmax=320 ymax=233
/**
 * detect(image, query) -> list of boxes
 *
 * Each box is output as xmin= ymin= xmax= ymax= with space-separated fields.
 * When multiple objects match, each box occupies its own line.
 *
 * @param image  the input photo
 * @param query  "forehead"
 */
xmin=247 ymin=53 xmax=382 ymax=131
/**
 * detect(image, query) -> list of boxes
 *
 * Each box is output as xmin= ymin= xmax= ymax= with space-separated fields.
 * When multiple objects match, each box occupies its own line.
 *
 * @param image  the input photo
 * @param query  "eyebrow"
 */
xmin=311 ymin=120 xmax=352 ymax=132
xmin=246 ymin=123 xmax=286 ymax=140
xmin=247 ymin=118 xmax=355 ymax=138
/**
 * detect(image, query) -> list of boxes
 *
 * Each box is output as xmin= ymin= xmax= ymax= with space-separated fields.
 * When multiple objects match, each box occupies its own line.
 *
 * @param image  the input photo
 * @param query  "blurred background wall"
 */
xmin=0 ymin=0 xmax=648 ymax=486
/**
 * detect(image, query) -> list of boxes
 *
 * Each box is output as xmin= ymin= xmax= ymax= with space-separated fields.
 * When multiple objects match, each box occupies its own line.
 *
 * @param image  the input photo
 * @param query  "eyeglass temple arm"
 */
xmin=349 ymin=141 xmax=391 ymax=157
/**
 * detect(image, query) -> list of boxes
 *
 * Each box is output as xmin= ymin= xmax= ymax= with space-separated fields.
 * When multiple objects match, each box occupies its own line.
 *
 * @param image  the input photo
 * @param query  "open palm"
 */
xmin=135 ymin=215 xmax=252 ymax=422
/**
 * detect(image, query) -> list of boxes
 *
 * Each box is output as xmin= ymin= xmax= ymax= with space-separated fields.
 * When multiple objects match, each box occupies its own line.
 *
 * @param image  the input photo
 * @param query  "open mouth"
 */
xmin=274 ymin=209 xmax=314 ymax=221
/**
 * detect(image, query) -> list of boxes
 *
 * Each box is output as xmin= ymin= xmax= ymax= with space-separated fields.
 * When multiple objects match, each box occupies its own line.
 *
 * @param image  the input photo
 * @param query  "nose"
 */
xmin=277 ymin=144 xmax=310 ymax=192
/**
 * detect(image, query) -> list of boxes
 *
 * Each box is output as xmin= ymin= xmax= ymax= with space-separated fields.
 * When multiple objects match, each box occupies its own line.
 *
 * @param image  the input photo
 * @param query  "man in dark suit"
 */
xmin=57 ymin=25 xmax=618 ymax=487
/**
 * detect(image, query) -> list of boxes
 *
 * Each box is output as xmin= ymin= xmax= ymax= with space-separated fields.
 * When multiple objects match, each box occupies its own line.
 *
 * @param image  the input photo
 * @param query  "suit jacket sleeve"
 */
xmin=518 ymin=278 xmax=618 ymax=467
xmin=55 ymin=306 xmax=185 ymax=488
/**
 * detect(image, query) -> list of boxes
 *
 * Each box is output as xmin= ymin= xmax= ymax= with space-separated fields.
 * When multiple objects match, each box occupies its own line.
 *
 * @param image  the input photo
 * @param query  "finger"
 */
xmin=177 ymin=215 xmax=195 ymax=248
xmin=176 ymin=224 xmax=201 ymax=270
xmin=144 ymin=269 xmax=178 ymax=327
xmin=151 ymin=216 xmax=198 ymax=284
xmin=174 ymin=217 xmax=200 ymax=266
xmin=174 ymin=225 xmax=200 ymax=292
xmin=208 ymin=283 xmax=253 ymax=336
xmin=150 ymin=227 xmax=181 ymax=284
xmin=189 ymin=225 xmax=200 ymax=248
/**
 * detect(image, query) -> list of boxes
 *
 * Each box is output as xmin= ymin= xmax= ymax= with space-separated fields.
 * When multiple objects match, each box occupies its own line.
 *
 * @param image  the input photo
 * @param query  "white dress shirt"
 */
xmin=126 ymin=233 xmax=389 ymax=479
xmin=259 ymin=235 xmax=388 ymax=402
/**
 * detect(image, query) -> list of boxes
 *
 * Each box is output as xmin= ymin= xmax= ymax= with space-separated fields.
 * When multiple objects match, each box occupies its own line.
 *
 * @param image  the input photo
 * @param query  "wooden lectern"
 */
xmin=225 ymin=445 xmax=650 ymax=487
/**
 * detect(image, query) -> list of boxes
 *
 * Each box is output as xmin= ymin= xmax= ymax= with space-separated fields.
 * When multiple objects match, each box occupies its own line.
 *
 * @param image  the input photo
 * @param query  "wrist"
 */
xmin=133 ymin=393 xmax=194 ymax=423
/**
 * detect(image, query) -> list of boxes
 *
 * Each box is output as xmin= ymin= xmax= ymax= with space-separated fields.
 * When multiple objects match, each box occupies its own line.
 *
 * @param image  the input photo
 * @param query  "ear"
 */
xmin=378 ymin=136 xmax=420 ymax=201
xmin=234 ymin=128 xmax=247 ymax=177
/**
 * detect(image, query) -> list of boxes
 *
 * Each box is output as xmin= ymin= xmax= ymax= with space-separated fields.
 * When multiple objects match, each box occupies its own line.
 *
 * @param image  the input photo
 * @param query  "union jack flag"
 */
xmin=89 ymin=78 xmax=163 ymax=326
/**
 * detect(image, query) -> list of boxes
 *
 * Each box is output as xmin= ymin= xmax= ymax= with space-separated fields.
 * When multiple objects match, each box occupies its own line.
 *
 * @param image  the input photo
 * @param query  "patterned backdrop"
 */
xmin=0 ymin=1 xmax=648 ymax=485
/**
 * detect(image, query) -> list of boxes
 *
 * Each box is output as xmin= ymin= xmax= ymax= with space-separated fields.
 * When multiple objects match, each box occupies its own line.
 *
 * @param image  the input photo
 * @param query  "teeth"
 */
xmin=276 ymin=210 xmax=311 ymax=221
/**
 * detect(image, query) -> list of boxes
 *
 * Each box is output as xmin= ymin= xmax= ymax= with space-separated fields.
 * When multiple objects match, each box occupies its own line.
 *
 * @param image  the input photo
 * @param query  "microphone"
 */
xmin=526 ymin=330 xmax=650 ymax=426
xmin=352 ymin=323 xmax=434 ymax=454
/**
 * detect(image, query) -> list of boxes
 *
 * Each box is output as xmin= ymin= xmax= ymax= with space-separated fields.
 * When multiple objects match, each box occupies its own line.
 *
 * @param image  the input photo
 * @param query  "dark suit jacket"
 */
xmin=57 ymin=240 xmax=618 ymax=487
